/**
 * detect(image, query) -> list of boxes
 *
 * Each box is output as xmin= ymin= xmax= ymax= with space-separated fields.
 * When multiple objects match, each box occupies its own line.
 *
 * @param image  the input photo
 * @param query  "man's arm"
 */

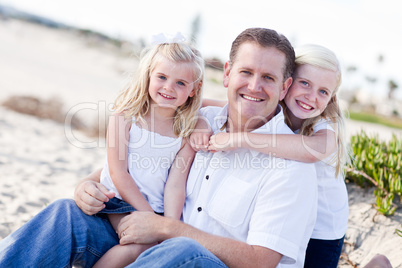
xmin=74 ymin=168 xmax=115 ymax=215
xmin=117 ymin=212 xmax=282 ymax=268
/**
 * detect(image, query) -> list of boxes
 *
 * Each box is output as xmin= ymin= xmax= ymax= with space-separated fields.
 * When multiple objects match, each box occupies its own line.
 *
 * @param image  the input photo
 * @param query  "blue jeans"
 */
xmin=99 ymin=197 xmax=136 ymax=214
xmin=0 ymin=199 xmax=226 ymax=267
xmin=0 ymin=199 xmax=119 ymax=268
xmin=128 ymin=237 xmax=227 ymax=268
xmin=304 ymin=236 xmax=345 ymax=268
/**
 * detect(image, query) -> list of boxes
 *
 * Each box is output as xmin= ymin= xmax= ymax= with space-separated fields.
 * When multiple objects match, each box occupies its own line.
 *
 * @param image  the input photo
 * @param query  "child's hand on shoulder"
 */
xmin=208 ymin=132 xmax=237 ymax=152
xmin=189 ymin=129 xmax=212 ymax=152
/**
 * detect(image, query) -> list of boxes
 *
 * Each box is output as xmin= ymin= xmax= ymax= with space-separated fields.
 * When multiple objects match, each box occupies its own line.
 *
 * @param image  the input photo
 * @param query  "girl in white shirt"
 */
xmin=202 ymin=44 xmax=351 ymax=268
xmin=93 ymin=36 xmax=204 ymax=268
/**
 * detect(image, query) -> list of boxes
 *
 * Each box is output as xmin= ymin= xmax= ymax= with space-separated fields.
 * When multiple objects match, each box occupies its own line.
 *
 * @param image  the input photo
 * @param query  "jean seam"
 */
xmin=176 ymin=254 xmax=227 ymax=268
xmin=72 ymin=245 xmax=104 ymax=257
xmin=323 ymin=237 xmax=344 ymax=268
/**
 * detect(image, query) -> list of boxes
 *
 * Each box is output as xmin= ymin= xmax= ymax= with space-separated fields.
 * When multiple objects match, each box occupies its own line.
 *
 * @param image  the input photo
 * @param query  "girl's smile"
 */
xmin=148 ymin=57 xmax=196 ymax=112
xmin=284 ymin=64 xmax=337 ymax=126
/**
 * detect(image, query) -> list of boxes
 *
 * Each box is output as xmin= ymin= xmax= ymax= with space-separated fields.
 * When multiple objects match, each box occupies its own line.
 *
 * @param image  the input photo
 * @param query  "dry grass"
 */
xmin=1 ymin=95 xmax=107 ymax=138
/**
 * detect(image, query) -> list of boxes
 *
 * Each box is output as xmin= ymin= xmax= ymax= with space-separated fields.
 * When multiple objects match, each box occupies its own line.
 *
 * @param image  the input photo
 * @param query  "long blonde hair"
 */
xmin=113 ymin=43 xmax=204 ymax=137
xmin=285 ymin=44 xmax=350 ymax=176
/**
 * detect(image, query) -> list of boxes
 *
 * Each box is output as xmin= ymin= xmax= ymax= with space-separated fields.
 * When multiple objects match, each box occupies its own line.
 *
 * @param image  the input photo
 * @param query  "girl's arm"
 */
xmin=202 ymin=98 xmax=227 ymax=108
xmin=189 ymin=114 xmax=213 ymax=152
xmin=208 ymin=129 xmax=337 ymax=163
xmin=107 ymin=112 xmax=154 ymax=212
xmin=164 ymin=139 xmax=196 ymax=219
xmin=191 ymin=99 xmax=226 ymax=150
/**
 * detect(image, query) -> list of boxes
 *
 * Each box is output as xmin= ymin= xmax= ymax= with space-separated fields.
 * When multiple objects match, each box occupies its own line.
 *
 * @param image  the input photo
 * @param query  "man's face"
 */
xmin=223 ymin=42 xmax=292 ymax=131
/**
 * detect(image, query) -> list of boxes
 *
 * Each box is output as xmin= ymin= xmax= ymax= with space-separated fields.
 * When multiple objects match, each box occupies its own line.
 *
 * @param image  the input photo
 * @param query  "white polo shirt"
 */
xmin=183 ymin=105 xmax=318 ymax=267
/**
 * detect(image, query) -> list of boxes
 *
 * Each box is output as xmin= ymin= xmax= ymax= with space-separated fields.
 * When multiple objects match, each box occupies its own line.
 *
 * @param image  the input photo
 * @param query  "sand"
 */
xmin=0 ymin=18 xmax=401 ymax=267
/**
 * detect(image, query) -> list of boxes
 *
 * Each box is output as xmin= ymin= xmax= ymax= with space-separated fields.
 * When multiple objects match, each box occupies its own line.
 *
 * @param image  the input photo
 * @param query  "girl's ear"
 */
xmin=189 ymin=80 xmax=202 ymax=97
xmin=189 ymin=89 xmax=196 ymax=98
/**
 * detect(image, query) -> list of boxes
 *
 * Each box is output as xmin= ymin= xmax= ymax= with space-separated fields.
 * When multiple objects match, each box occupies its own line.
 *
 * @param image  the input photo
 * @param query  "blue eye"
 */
xmin=301 ymin=81 xmax=309 ymax=86
xmin=159 ymin=75 xmax=166 ymax=80
xmin=177 ymin=81 xmax=185 ymax=86
xmin=320 ymin=89 xmax=328 ymax=95
xmin=264 ymin=75 xmax=274 ymax=81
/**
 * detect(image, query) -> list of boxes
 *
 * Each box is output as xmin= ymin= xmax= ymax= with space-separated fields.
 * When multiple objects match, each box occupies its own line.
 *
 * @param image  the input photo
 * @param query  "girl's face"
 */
xmin=284 ymin=64 xmax=337 ymax=120
xmin=148 ymin=57 xmax=196 ymax=110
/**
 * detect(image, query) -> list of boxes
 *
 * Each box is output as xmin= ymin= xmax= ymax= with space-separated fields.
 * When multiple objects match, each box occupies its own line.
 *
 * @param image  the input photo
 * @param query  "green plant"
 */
xmin=346 ymin=131 xmax=402 ymax=216
xmin=396 ymin=228 xmax=402 ymax=237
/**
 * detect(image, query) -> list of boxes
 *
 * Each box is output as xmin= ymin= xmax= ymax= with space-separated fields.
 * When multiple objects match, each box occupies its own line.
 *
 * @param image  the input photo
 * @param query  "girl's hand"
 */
xmin=189 ymin=130 xmax=212 ymax=152
xmin=190 ymin=115 xmax=213 ymax=152
xmin=208 ymin=132 xmax=237 ymax=152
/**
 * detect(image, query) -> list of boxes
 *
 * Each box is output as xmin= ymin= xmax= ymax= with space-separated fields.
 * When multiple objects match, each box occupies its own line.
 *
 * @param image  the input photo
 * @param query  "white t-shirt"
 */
xmin=183 ymin=105 xmax=318 ymax=267
xmin=100 ymin=118 xmax=182 ymax=213
xmin=310 ymin=119 xmax=349 ymax=240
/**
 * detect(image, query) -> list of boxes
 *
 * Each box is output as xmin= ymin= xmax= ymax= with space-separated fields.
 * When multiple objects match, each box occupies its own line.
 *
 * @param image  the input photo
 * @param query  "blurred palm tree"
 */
xmin=190 ymin=13 xmax=201 ymax=46
xmin=388 ymin=79 xmax=398 ymax=99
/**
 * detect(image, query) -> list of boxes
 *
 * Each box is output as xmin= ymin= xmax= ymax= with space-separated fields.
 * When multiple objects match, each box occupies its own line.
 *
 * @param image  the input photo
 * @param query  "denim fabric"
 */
xmin=98 ymin=197 xmax=136 ymax=214
xmin=0 ymin=199 xmax=119 ymax=268
xmin=0 ymin=200 xmax=226 ymax=267
xmin=128 ymin=237 xmax=228 ymax=268
xmin=304 ymin=236 xmax=345 ymax=268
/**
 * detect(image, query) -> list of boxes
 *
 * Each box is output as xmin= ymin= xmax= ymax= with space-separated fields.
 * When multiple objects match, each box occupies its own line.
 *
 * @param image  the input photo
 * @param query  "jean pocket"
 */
xmin=207 ymin=176 xmax=258 ymax=228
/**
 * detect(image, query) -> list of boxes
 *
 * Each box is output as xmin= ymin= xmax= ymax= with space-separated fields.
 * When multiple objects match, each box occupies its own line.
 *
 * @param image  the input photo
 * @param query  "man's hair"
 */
xmin=229 ymin=28 xmax=295 ymax=80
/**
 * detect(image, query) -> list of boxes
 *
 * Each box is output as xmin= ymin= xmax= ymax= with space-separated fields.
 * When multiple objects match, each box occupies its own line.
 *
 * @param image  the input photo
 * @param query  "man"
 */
xmin=0 ymin=28 xmax=317 ymax=267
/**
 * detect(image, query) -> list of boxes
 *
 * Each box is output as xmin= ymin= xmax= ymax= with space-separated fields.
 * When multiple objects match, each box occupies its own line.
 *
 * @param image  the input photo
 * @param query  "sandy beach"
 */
xmin=0 ymin=18 xmax=401 ymax=267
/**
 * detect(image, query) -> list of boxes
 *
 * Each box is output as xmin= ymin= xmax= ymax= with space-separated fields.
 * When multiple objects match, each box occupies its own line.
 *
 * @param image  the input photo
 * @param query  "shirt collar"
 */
xmin=249 ymin=105 xmax=287 ymax=157
xmin=214 ymin=104 xmax=288 ymax=157
xmin=214 ymin=104 xmax=229 ymax=132
xmin=217 ymin=104 xmax=286 ymax=132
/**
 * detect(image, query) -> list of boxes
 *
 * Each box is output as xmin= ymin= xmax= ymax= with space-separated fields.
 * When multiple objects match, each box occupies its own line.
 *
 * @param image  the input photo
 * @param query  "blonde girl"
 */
xmin=200 ymin=44 xmax=350 ymax=267
xmin=94 ymin=38 xmax=204 ymax=268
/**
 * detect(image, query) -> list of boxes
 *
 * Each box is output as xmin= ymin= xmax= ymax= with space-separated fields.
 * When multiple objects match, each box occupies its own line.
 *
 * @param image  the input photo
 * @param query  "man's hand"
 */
xmin=117 ymin=211 xmax=168 ymax=245
xmin=74 ymin=180 xmax=115 ymax=215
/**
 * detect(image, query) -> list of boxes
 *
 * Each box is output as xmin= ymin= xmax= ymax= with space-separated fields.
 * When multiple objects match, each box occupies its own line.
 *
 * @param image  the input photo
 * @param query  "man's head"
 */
xmin=229 ymin=28 xmax=295 ymax=81
xmin=224 ymin=28 xmax=295 ymax=131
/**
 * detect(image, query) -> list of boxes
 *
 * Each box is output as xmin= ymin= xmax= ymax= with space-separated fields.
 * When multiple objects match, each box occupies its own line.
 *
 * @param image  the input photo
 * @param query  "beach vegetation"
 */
xmin=396 ymin=227 xmax=402 ymax=237
xmin=346 ymin=131 xmax=402 ymax=216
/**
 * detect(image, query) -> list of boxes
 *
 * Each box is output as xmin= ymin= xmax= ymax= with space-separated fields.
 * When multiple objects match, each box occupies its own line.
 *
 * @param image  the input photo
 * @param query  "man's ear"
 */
xmin=280 ymin=77 xmax=293 ymax=101
xmin=223 ymin=61 xmax=232 ymax=88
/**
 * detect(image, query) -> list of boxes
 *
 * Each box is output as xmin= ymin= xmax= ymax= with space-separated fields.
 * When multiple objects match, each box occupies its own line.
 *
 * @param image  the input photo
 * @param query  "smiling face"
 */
xmin=223 ymin=42 xmax=292 ymax=131
xmin=148 ymin=57 xmax=196 ymax=113
xmin=284 ymin=64 xmax=338 ymax=128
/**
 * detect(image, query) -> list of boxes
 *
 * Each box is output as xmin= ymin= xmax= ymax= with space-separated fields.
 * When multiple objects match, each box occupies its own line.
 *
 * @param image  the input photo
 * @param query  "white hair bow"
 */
xmin=151 ymin=32 xmax=186 ymax=45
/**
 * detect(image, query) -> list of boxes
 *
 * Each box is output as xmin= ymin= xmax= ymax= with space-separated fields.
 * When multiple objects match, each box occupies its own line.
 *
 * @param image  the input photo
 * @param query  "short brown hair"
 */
xmin=229 ymin=28 xmax=295 ymax=80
